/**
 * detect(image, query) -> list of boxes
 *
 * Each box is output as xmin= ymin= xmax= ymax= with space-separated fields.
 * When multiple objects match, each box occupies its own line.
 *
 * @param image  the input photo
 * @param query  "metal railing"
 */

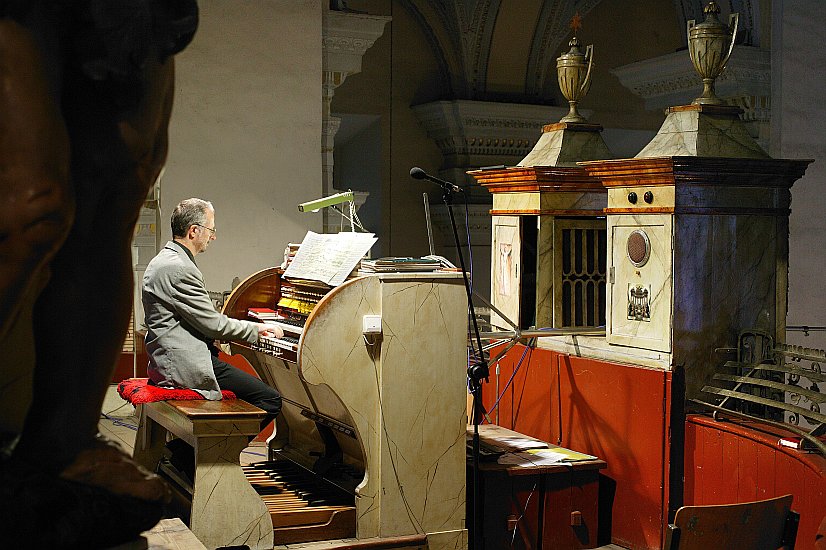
xmin=691 ymin=330 xmax=825 ymax=455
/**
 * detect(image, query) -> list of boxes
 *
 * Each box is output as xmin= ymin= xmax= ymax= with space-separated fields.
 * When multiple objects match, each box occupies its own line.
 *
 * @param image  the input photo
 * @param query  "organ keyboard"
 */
xmin=219 ymin=268 xmax=469 ymax=549
xmin=264 ymin=317 xmax=304 ymax=335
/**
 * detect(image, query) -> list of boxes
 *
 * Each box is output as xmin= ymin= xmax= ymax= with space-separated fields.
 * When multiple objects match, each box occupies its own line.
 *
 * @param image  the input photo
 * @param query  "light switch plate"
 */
xmin=362 ymin=314 xmax=382 ymax=335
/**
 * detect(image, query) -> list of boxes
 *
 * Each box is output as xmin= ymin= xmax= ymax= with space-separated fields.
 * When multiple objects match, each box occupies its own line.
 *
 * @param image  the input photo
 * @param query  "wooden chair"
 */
xmin=664 ymin=494 xmax=799 ymax=550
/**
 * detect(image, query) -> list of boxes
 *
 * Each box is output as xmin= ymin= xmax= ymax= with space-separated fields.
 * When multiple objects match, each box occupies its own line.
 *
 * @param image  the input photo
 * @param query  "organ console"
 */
xmin=219 ymin=267 xmax=470 ymax=549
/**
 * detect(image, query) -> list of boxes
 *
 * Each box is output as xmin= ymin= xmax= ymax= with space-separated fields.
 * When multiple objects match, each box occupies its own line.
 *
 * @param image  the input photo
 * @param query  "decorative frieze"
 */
xmin=612 ymin=46 xmax=769 ymax=110
xmin=412 ymin=100 xmax=571 ymax=171
xmin=323 ymin=11 xmax=392 ymax=77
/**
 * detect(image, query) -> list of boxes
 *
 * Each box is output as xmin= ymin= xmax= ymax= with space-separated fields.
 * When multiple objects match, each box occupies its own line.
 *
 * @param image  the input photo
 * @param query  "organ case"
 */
xmin=223 ymin=269 xmax=469 ymax=549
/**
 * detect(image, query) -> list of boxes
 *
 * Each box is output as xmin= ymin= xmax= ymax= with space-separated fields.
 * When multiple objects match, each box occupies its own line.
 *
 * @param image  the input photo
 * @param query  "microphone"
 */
xmin=409 ymin=166 xmax=462 ymax=193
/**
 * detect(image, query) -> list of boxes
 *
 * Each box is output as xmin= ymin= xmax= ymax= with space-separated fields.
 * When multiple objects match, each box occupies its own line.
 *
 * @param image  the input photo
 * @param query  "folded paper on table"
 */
xmin=497 ymin=446 xmax=598 ymax=467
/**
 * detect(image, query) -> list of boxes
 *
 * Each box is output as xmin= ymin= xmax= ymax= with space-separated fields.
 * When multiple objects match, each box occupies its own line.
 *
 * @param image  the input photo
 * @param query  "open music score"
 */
xmin=283 ymin=231 xmax=376 ymax=287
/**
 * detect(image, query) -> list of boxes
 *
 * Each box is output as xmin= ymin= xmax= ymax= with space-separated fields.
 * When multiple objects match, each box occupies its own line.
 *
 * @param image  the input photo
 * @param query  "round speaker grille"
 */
xmin=627 ymin=229 xmax=651 ymax=267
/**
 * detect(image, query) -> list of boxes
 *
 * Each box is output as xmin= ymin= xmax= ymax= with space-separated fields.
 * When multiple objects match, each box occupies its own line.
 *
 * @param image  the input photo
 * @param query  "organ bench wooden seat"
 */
xmin=132 ymin=398 xmax=272 ymax=549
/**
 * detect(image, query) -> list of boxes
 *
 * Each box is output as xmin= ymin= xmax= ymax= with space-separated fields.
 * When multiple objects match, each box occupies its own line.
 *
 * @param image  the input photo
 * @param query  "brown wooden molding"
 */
xmin=604 ymin=206 xmax=791 ymax=216
xmin=491 ymin=209 xmax=606 ymax=216
xmin=580 ymin=156 xmax=813 ymax=189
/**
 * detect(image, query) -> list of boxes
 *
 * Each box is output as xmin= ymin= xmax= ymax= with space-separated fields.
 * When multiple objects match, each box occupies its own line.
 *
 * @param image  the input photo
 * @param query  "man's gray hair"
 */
xmin=171 ymin=198 xmax=213 ymax=237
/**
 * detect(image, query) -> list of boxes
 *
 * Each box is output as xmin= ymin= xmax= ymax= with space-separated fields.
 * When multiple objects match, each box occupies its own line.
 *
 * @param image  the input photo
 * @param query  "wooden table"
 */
xmin=468 ymin=425 xmax=607 ymax=549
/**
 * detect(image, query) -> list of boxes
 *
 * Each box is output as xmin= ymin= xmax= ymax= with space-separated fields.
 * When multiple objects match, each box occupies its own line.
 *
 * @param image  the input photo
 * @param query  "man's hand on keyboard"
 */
xmin=258 ymin=324 xmax=284 ymax=339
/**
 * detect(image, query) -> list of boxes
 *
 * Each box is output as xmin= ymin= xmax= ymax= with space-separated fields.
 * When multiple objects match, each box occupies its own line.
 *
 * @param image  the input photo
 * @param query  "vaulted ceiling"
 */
xmin=395 ymin=0 xmax=758 ymax=102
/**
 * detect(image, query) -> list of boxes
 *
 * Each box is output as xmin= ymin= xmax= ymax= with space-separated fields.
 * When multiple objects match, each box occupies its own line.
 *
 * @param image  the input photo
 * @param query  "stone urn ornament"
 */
xmin=557 ymin=36 xmax=594 ymax=123
xmin=687 ymin=1 xmax=739 ymax=105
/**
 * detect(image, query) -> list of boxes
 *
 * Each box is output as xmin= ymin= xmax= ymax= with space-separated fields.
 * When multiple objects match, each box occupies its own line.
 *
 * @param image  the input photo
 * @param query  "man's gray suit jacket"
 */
xmin=142 ymin=241 xmax=259 ymax=399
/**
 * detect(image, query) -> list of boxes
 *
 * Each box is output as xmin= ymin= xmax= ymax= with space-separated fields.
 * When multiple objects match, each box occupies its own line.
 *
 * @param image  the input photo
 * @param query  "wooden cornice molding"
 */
xmin=579 ymin=156 xmax=813 ymax=188
xmin=468 ymin=165 xmax=605 ymax=194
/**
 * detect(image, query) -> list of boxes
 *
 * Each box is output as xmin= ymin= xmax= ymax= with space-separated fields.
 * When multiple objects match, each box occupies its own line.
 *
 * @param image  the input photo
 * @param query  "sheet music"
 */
xmin=496 ymin=447 xmax=598 ymax=467
xmin=284 ymin=231 xmax=377 ymax=286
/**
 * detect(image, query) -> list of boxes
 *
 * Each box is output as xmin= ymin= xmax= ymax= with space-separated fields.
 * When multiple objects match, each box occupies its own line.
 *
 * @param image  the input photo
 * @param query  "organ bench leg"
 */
xmin=133 ymin=400 xmax=274 ymax=550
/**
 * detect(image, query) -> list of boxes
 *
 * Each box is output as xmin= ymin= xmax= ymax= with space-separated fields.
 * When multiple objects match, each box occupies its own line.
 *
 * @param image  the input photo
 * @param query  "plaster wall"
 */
xmin=163 ymin=0 xmax=323 ymax=293
xmin=772 ymin=1 xmax=826 ymax=350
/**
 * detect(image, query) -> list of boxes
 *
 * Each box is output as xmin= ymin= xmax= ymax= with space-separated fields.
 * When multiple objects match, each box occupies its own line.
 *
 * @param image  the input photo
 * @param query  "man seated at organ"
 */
xmin=142 ymin=198 xmax=283 ymax=427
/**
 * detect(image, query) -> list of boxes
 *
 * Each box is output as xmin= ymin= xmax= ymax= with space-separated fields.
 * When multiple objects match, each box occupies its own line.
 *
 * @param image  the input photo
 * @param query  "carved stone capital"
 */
xmin=322 ymin=11 xmax=391 ymax=76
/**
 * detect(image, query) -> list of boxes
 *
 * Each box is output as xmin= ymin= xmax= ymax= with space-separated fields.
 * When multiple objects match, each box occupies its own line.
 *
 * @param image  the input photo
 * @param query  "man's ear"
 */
xmin=187 ymin=225 xmax=198 ymax=239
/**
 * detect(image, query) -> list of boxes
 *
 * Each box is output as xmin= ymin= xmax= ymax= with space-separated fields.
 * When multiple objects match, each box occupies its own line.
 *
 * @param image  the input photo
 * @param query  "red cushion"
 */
xmin=117 ymin=378 xmax=236 ymax=405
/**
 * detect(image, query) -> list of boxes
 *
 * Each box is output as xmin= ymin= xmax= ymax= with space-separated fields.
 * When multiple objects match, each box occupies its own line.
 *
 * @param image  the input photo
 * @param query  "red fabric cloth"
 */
xmin=117 ymin=377 xmax=236 ymax=405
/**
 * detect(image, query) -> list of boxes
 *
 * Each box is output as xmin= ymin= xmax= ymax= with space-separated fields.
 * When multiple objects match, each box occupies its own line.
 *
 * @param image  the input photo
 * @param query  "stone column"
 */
xmin=321 ymin=10 xmax=390 ymax=233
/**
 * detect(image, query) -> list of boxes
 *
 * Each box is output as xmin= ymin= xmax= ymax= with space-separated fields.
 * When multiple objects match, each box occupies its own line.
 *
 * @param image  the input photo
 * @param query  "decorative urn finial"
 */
xmin=557 ymin=36 xmax=594 ymax=123
xmin=687 ymin=1 xmax=739 ymax=105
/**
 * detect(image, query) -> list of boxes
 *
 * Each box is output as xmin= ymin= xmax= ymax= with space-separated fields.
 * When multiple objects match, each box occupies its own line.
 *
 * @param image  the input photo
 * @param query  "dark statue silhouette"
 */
xmin=0 ymin=1 xmax=198 ymax=547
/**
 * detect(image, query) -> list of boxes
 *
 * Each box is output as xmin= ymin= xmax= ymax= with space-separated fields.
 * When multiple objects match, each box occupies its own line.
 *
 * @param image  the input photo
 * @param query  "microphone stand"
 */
xmin=436 ymin=181 xmax=488 ymax=550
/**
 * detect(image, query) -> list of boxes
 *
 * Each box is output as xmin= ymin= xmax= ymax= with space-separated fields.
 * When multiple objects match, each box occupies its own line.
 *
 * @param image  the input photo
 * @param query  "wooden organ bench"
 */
xmin=132 ymin=398 xmax=272 ymax=550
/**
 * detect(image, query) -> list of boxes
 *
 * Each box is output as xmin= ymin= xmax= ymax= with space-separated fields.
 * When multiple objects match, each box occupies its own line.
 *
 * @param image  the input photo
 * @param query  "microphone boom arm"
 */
xmin=409 ymin=166 xmax=462 ymax=193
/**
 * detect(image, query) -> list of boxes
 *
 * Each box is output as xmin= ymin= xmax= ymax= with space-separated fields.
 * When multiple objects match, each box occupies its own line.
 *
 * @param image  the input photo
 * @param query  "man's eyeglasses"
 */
xmin=196 ymin=224 xmax=216 ymax=235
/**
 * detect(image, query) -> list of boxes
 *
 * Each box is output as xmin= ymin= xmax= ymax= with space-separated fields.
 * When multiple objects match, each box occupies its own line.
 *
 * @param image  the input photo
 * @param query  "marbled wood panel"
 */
xmin=493 ymin=192 xmax=541 ymax=211
xmin=536 ymin=216 xmax=554 ymax=328
xmin=378 ymin=277 xmax=468 ymax=538
xmin=519 ymin=129 xmax=565 ymax=167
xmin=608 ymin=186 xmax=676 ymax=210
xmin=607 ymin=214 xmax=673 ymax=353
xmin=676 ymin=185 xmax=789 ymax=211
xmin=491 ymin=217 xmax=520 ymax=330
xmin=191 ymin=434 xmax=273 ymax=550
xmin=143 ymin=518 xmax=206 ymax=550
xmin=637 ymin=110 xmax=699 ymax=157
xmin=535 ymin=334 xmax=670 ymax=370
xmin=672 ymin=214 xmax=779 ymax=398
xmin=298 ymin=276 xmax=382 ymax=536
xmin=253 ymin=349 xmax=327 ymax=459
xmin=518 ymin=127 xmax=612 ymax=167
xmin=299 ymin=274 xmax=468 ymax=543
xmin=426 ymin=529 xmax=468 ymax=549
xmin=636 ymin=110 xmax=769 ymax=159
xmin=492 ymin=191 xmax=605 ymax=213
xmin=539 ymin=191 xmax=606 ymax=212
